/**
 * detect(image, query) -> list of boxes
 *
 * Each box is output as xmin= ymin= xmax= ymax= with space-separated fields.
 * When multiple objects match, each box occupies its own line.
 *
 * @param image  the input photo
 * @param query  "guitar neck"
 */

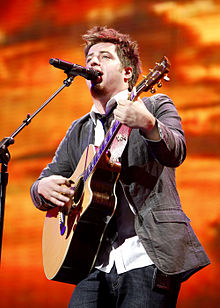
xmin=84 ymin=83 xmax=141 ymax=182
xmin=84 ymin=56 xmax=170 ymax=182
xmin=84 ymin=118 xmax=122 ymax=182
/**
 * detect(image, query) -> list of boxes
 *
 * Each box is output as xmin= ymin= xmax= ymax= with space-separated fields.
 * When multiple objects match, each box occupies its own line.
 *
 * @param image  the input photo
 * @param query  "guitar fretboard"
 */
xmin=83 ymin=118 xmax=121 ymax=182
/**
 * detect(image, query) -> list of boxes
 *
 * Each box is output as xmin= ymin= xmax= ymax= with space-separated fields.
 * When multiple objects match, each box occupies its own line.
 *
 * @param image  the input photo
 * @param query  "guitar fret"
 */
xmin=100 ymin=143 xmax=105 ymax=152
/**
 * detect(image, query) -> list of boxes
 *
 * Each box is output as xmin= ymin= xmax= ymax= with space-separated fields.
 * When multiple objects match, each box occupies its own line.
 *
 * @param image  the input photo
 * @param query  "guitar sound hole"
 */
xmin=73 ymin=177 xmax=84 ymax=204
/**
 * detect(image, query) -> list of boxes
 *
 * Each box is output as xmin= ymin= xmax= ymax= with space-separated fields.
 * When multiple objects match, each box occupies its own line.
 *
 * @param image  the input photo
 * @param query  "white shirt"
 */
xmin=90 ymin=90 xmax=153 ymax=274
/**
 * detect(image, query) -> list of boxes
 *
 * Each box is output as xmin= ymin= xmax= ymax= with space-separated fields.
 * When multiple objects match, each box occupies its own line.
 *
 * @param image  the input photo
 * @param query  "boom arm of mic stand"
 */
xmin=0 ymin=74 xmax=75 ymax=263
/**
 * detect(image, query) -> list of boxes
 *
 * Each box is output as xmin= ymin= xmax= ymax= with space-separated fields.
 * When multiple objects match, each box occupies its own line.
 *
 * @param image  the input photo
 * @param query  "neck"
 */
xmin=92 ymin=94 xmax=113 ymax=114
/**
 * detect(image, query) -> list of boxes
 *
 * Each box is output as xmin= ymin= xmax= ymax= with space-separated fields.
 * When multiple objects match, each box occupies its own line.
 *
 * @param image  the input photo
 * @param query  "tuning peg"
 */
xmin=150 ymin=87 xmax=156 ymax=94
xmin=157 ymin=82 xmax=162 ymax=88
xmin=164 ymin=74 xmax=170 ymax=81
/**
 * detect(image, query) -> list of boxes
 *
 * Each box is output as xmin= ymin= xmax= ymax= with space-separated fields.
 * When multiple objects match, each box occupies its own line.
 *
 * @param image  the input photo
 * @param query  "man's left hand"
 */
xmin=114 ymin=98 xmax=160 ymax=140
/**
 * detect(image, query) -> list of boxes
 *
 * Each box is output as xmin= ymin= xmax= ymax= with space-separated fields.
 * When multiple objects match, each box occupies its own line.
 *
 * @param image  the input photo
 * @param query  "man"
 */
xmin=31 ymin=26 xmax=210 ymax=307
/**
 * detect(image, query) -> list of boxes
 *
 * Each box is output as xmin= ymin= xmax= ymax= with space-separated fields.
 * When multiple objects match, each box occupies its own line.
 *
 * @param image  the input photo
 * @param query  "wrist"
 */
xmin=141 ymin=118 xmax=160 ymax=141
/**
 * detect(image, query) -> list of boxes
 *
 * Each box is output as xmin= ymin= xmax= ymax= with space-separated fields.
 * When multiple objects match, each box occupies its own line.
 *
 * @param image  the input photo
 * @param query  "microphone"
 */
xmin=49 ymin=58 xmax=101 ymax=80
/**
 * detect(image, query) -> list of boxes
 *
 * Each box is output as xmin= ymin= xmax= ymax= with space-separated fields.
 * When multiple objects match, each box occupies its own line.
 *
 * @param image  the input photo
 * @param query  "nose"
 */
xmin=89 ymin=56 xmax=100 ymax=67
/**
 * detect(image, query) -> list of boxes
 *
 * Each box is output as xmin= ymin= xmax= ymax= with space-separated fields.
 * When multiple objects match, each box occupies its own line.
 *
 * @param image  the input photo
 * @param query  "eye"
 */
xmin=102 ymin=54 xmax=111 ymax=59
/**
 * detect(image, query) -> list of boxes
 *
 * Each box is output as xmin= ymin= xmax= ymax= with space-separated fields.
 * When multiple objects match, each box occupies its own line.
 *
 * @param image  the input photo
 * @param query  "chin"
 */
xmin=91 ymin=82 xmax=105 ymax=95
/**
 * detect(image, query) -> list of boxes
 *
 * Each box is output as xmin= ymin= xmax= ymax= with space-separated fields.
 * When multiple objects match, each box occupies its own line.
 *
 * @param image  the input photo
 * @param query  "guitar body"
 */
xmin=42 ymin=145 xmax=121 ymax=284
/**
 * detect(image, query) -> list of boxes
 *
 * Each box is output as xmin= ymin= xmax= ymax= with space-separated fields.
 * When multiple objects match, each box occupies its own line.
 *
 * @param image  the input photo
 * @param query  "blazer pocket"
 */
xmin=145 ymin=208 xmax=193 ymax=273
xmin=151 ymin=208 xmax=190 ymax=224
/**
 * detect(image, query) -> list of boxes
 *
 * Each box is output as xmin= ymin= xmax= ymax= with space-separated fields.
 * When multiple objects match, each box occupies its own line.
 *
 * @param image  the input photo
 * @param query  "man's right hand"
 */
xmin=38 ymin=175 xmax=74 ymax=207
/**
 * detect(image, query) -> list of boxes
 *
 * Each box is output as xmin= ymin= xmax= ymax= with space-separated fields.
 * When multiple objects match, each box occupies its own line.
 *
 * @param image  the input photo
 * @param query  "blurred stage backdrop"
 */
xmin=0 ymin=0 xmax=220 ymax=307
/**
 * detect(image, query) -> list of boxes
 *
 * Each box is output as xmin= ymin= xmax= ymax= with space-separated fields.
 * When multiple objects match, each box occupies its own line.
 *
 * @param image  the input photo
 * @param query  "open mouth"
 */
xmin=94 ymin=70 xmax=103 ymax=83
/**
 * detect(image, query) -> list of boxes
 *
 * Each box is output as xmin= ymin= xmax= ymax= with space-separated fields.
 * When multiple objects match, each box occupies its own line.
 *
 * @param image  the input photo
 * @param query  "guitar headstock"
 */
xmin=131 ymin=56 xmax=170 ymax=100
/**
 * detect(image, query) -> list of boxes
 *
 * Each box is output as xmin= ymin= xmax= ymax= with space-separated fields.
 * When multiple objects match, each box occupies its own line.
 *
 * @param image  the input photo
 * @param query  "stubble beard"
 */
xmin=90 ymin=81 xmax=109 ymax=100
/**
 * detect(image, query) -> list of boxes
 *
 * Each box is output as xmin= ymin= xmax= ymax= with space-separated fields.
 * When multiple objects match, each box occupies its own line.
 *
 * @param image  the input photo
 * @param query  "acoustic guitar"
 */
xmin=42 ymin=57 xmax=170 ymax=284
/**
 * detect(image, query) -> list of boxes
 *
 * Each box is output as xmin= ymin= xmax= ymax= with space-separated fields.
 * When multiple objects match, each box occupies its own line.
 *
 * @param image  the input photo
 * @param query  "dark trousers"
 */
xmin=68 ymin=265 xmax=181 ymax=308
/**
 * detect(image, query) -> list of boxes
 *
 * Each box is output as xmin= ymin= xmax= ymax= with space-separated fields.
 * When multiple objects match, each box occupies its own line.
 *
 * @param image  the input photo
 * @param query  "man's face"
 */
xmin=85 ymin=42 xmax=129 ymax=99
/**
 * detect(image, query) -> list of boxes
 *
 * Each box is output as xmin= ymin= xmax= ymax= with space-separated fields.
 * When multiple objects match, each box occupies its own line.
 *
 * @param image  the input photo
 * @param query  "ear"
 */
xmin=123 ymin=67 xmax=133 ymax=82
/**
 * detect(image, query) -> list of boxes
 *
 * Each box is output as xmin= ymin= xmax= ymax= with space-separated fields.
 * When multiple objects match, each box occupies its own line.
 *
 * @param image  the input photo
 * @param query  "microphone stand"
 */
xmin=0 ymin=72 xmax=76 ymax=263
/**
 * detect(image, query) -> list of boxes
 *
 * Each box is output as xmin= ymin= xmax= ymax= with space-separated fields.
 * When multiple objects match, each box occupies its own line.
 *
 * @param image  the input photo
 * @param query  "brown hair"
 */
xmin=82 ymin=26 xmax=142 ymax=90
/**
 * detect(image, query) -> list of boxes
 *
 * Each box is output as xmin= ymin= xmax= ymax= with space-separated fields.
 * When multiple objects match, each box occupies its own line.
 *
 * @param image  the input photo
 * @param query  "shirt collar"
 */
xmin=90 ymin=89 xmax=129 ymax=125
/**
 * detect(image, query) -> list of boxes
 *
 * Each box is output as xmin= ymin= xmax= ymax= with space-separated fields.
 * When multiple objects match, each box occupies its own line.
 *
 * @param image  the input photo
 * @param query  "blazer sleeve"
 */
xmin=142 ymin=94 xmax=186 ymax=167
xmin=30 ymin=122 xmax=77 ymax=211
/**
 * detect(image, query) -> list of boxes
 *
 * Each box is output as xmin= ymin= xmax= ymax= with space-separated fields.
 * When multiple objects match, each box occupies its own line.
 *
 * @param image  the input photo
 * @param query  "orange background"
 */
xmin=0 ymin=1 xmax=219 ymax=307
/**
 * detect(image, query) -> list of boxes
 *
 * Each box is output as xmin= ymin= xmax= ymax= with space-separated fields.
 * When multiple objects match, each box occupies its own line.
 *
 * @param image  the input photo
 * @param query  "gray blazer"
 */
xmin=31 ymin=94 xmax=210 ymax=281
